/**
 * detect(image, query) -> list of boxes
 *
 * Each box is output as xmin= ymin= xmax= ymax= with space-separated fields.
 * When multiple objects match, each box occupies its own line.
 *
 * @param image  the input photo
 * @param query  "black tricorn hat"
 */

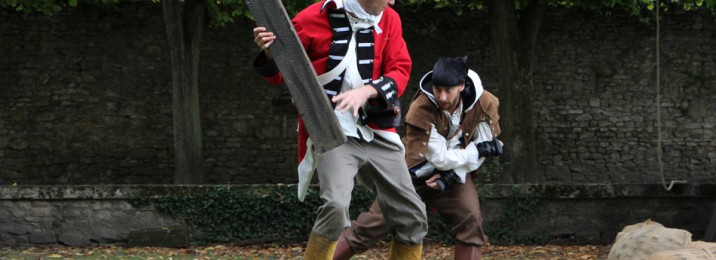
xmin=431 ymin=56 xmax=469 ymax=87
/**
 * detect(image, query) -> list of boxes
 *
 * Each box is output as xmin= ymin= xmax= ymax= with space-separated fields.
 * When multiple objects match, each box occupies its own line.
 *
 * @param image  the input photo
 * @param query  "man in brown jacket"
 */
xmin=333 ymin=56 xmax=502 ymax=260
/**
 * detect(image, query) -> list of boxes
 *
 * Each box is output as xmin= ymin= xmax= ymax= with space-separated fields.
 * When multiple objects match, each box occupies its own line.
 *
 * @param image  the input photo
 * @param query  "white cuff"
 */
xmin=453 ymin=167 xmax=468 ymax=183
xmin=465 ymin=142 xmax=480 ymax=170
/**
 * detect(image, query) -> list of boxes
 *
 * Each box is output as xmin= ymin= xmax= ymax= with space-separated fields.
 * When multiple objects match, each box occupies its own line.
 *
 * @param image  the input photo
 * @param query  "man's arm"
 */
xmin=423 ymin=124 xmax=503 ymax=191
xmin=425 ymin=124 xmax=480 ymax=171
xmin=251 ymin=26 xmax=284 ymax=85
xmin=250 ymin=7 xmax=315 ymax=85
xmin=378 ymin=8 xmax=411 ymax=97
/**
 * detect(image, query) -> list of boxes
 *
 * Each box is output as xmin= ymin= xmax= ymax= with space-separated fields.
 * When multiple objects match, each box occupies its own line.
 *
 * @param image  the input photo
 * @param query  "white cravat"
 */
xmin=343 ymin=0 xmax=383 ymax=34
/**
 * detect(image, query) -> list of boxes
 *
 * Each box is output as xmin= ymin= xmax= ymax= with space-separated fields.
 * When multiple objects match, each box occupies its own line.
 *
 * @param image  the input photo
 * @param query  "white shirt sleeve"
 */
xmin=424 ymin=121 xmax=496 ymax=183
xmin=425 ymin=124 xmax=481 ymax=183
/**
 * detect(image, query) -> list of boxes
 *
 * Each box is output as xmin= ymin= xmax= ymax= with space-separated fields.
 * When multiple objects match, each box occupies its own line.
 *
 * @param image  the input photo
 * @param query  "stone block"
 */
xmin=0 ymin=233 xmax=15 ymax=246
xmin=16 ymin=201 xmax=31 ymax=210
xmin=28 ymin=230 xmax=57 ymax=244
xmin=2 ymin=223 xmax=30 ymax=235
xmin=30 ymin=207 xmax=53 ymax=217
xmin=128 ymin=225 xmax=189 ymax=248
xmin=30 ymin=201 xmax=52 ymax=207
xmin=58 ymin=231 xmax=90 ymax=247
xmin=545 ymin=165 xmax=571 ymax=182
xmin=0 ymin=136 xmax=8 ymax=148
xmin=0 ymin=208 xmax=11 ymax=220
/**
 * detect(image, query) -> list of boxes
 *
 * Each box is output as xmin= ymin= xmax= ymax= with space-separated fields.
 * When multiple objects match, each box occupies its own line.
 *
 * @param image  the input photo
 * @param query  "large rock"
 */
xmin=608 ymin=219 xmax=692 ymax=260
xmin=650 ymin=241 xmax=716 ymax=260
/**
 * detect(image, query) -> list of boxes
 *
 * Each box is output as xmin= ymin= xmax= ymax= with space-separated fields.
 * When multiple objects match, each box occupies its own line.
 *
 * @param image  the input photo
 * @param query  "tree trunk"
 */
xmin=486 ymin=0 xmax=543 ymax=183
xmin=162 ymin=0 xmax=206 ymax=184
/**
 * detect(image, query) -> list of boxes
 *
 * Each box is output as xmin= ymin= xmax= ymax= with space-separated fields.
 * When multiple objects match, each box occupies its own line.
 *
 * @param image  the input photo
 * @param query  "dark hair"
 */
xmin=431 ymin=56 xmax=469 ymax=87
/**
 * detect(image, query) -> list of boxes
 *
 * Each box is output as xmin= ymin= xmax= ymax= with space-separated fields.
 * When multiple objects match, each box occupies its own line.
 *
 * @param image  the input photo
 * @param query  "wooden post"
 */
xmin=247 ymin=0 xmax=346 ymax=153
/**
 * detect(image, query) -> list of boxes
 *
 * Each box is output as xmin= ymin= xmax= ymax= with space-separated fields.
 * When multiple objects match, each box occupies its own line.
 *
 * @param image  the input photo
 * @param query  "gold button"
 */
xmin=418 ymin=153 xmax=425 ymax=158
xmin=426 ymin=131 xmax=430 ymax=135
xmin=465 ymin=133 xmax=470 ymax=136
xmin=422 ymin=142 xmax=427 ymax=146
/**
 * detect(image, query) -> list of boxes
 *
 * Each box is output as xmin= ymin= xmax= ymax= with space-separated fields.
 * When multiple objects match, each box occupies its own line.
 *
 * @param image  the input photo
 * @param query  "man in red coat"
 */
xmin=252 ymin=0 xmax=427 ymax=259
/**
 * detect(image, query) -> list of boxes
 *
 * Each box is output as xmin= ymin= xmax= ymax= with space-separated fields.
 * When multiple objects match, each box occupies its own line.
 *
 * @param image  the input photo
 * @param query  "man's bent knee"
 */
xmin=314 ymin=200 xmax=352 ymax=239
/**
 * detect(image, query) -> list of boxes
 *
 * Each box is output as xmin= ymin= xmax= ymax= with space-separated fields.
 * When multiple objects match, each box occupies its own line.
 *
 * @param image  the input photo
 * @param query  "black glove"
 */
xmin=475 ymin=138 xmax=503 ymax=157
xmin=434 ymin=170 xmax=460 ymax=192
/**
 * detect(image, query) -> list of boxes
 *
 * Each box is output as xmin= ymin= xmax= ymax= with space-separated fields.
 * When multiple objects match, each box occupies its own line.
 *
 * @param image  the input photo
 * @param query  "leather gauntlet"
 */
xmin=434 ymin=170 xmax=460 ymax=192
xmin=475 ymin=138 xmax=503 ymax=157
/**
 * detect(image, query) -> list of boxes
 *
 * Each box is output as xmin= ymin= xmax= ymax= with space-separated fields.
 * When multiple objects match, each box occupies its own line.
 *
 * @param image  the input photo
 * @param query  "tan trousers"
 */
xmin=312 ymin=137 xmax=428 ymax=245
xmin=344 ymin=174 xmax=488 ymax=253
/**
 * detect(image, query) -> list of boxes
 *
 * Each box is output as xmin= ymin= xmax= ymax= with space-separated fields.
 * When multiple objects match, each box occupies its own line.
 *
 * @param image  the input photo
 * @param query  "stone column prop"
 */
xmin=246 ymin=0 xmax=346 ymax=153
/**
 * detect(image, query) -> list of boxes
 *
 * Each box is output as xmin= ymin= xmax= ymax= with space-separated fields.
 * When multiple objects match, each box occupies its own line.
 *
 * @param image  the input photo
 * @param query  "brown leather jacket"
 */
xmin=403 ymin=70 xmax=501 ymax=170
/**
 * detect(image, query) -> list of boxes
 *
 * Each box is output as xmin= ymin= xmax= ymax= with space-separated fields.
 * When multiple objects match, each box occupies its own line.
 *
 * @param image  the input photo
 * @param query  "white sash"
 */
xmin=317 ymin=33 xmax=357 ymax=86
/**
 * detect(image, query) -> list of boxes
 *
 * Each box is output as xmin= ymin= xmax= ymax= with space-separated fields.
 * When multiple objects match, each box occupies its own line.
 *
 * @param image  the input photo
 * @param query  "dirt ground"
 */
xmin=0 ymin=242 xmax=612 ymax=259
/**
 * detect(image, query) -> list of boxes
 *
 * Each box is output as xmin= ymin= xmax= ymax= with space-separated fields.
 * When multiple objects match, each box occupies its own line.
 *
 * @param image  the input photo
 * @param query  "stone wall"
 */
xmin=0 ymin=184 xmax=713 ymax=246
xmin=0 ymin=186 xmax=182 ymax=246
xmin=480 ymin=183 xmax=716 ymax=244
xmin=532 ymin=9 xmax=716 ymax=183
xmin=0 ymin=4 xmax=714 ymax=184
xmin=0 ymin=4 xmax=298 ymax=184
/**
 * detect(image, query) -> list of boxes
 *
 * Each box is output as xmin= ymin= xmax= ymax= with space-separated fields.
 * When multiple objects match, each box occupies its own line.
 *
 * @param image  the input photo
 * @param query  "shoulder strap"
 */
xmin=318 ymin=32 xmax=357 ymax=86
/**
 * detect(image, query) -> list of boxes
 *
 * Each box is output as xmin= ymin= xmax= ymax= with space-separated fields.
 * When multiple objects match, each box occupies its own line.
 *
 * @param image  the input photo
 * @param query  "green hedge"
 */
xmin=131 ymin=185 xmax=454 ymax=245
xmin=130 ymin=184 xmax=538 ymax=245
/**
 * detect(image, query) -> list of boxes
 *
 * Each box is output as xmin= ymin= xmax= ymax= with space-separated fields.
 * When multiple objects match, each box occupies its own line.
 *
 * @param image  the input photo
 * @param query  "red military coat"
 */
xmin=254 ymin=0 xmax=412 ymax=166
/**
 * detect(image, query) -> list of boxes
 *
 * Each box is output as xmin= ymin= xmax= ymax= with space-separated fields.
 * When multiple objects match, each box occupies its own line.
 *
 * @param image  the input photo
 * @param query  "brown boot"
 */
xmin=454 ymin=242 xmax=481 ymax=260
xmin=332 ymin=232 xmax=355 ymax=260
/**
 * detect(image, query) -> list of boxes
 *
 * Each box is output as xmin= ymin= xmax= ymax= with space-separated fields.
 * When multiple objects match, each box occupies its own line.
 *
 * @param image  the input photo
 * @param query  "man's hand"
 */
xmin=425 ymin=171 xmax=460 ymax=192
xmin=425 ymin=173 xmax=442 ymax=190
xmin=253 ymin=27 xmax=276 ymax=59
xmin=331 ymin=85 xmax=377 ymax=117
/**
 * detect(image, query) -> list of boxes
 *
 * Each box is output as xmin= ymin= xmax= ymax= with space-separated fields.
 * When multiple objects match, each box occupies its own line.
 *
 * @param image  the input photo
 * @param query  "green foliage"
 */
xmin=0 ymin=0 xmax=315 ymax=26
xmin=0 ymin=0 xmax=119 ymax=15
xmin=405 ymin=0 xmax=716 ymax=16
xmin=131 ymin=185 xmax=373 ymax=244
xmin=207 ymin=0 xmax=251 ymax=27
xmin=1 ymin=0 xmax=66 ymax=15
xmin=474 ymin=158 xmax=504 ymax=184
xmin=4 ymin=0 xmax=713 ymax=22
xmin=206 ymin=0 xmax=315 ymax=27
xmin=485 ymin=186 xmax=544 ymax=245
xmin=130 ymin=184 xmax=460 ymax=245
xmin=557 ymin=0 xmax=716 ymax=16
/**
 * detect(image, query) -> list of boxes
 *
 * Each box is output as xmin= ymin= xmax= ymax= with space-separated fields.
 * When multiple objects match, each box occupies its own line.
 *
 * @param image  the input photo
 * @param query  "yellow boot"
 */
xmin=304 ymin=231 xmax=337 ymax=260
xmin=388 ymin=239 xmax=422 ymax=260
